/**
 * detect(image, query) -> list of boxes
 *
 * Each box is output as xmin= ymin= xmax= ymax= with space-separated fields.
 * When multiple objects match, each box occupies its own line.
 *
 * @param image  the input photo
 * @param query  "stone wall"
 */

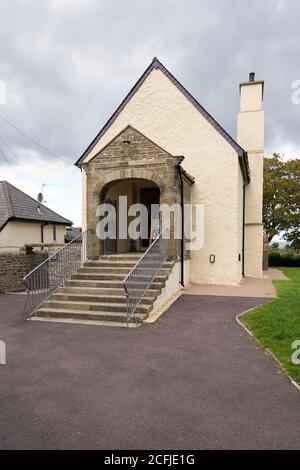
xmin=0 ymin=252 xmax=48 ymax=293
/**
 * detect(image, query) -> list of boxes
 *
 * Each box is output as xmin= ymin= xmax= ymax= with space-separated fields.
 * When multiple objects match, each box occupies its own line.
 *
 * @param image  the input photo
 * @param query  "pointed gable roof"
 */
xmin=0 ymin=181 xmax=72 ymax=231
xmin=75 ymin=57 xmax=249 ymax=182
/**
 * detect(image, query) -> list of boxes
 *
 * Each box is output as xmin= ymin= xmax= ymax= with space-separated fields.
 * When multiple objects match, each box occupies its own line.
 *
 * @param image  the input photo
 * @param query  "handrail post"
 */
xmin=123 ymin=230 xmax=166 ymax=325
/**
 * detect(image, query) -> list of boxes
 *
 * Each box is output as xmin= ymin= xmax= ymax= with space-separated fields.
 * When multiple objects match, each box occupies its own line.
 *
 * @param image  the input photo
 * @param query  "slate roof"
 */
xmin=75 ymin=57 xmax=250 ymax=183
xmin=0 ymin=181 xmax=72 ymax=231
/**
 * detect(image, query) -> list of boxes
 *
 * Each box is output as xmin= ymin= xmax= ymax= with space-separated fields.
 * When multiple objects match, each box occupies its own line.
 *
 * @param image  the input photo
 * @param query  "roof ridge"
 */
xmin=2 ymin=181 xmax=14 ymax=217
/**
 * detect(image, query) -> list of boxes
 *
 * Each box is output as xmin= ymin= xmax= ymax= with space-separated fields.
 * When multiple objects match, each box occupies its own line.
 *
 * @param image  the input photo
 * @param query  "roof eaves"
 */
xmin=0 ymin=215 xmax=14 ymax=232
xmin=0 ymin=216 xmax=71 ymax=232
xmin=19 ymin=216 xmax=72 ymax=225
xmin=239 ymin=151 xmax=250 ymax=184
xmin=181 ymin=167 xmax=195 ymax=184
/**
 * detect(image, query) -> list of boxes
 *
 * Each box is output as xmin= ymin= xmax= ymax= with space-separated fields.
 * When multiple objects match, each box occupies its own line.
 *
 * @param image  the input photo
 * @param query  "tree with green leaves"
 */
xmin=263 ymin=153 xmax=300 ymax=246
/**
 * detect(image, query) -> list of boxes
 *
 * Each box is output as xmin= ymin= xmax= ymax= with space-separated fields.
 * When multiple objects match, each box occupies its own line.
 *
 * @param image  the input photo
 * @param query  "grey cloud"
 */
xmin=0 ymin=0 xmax=299 ymax=168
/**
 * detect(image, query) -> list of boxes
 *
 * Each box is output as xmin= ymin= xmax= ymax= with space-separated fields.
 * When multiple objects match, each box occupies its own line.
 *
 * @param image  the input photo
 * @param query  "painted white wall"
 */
xmin=82 ymin=68 xmax=246 ymax=285
xmin=240 ymin=83 xmax=263 ymax=112
xmin=152 ymin=259 xmax=190 ymax=313
xmin=0 ymin=221 xmax=67 ymax=252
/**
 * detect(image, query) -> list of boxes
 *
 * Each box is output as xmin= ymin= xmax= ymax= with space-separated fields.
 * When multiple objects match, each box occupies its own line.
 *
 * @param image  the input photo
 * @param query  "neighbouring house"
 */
xmin=0 ymin=181 xmax=72 ymax=252
xmin=27 ymin=58 xmax=265 ymax=326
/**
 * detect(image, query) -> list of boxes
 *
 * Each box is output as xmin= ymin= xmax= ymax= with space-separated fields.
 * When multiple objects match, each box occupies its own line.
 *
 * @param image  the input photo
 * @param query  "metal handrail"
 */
xmin=24 ymin=231 xmax=85 ymax=278
xmin=23 ymin=229 xmax=90 ymax=318
xmin=123 ymin=230 xmax=167 ymax=325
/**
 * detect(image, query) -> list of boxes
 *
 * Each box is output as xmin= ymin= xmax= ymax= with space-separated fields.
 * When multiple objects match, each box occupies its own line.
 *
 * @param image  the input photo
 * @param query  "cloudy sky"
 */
xmin=0 ymin=0 xmax=299 ymax=226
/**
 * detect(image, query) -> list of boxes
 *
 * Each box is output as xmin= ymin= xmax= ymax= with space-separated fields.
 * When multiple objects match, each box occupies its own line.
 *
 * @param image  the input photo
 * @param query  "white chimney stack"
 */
xmin=238 ymin=73 xmax=265 ymax=278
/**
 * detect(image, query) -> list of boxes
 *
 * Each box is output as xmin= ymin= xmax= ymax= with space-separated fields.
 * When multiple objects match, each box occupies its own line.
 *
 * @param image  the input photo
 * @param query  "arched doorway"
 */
xmin=99 ymin=178 xmax=160 ymax=255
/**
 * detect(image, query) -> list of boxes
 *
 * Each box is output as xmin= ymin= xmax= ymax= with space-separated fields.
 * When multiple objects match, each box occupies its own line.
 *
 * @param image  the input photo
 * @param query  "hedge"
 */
xmin=269 ymin=252 xmax=300 ymax=267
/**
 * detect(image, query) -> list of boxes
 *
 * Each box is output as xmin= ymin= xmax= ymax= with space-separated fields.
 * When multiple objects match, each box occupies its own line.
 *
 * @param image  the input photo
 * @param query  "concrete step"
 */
xmin=71 ymin=272 xmax=168 ymax=282
xmin=59 ymin=286 xmax=160 ymax=297
xmin=71 ymin=272 xmax=125 ymax=280
xmin=34 ymin=307 xmax=145 ymax=324
xmin=100 ymin=254 xmax=143 ymax=262
xmin=31 ymin=317 xmax=141 ymax=328
xmin=79 ymin=266 xmax=131 ymax=275
xmin=52 ymin=292 xmax=156 ymax=305
xmin=65 ymin=279 xmax=165 ymax=290
xmin=85 ymin=261 xmax=138 ymax=268
xmin=84 ymin=260 xmax=173 ymax=268
xmin=98 ymin=258 xmax=160 ymax=264
xmin=32 ymin=252 xmax=173 ymax=328
xmin=42 ymin=300 xmax=152 ymax=314
xmin=79 ymin=266 xmax=171 ymax=276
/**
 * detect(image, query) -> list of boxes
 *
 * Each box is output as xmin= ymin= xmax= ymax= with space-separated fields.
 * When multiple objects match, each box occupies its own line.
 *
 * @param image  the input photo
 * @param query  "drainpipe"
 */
xmin=242 ymin=184 xmax=246 ymax=277
xmin=177 ymin=166 xmax=185 ymax=287
xmin=41 ymin=222 xmax=48 ymax=250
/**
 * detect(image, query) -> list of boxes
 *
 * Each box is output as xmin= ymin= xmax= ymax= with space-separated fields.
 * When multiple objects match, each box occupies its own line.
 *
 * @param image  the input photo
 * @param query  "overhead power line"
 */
xmin=0 ymin=112 xmax=73 ymax=165
xmin=0 ymin=135 xmax=40 ymax=187
xmin=0 ymin=146 xmax=33 ymax=195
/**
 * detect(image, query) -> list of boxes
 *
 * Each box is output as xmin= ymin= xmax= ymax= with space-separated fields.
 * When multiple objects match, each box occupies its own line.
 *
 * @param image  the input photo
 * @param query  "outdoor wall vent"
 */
xmin=209 ymin=254 xmax=215 ymax=264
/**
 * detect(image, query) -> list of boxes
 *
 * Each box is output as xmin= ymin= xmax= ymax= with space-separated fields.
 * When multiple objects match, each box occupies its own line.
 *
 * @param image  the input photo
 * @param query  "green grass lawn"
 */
xmin=242 ymin=268 xmax=300 ymax=386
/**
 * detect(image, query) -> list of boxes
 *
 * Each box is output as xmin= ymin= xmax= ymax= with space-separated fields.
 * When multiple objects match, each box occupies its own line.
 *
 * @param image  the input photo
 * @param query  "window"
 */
xmin=52 ymin=225 xmax=57 ymax=241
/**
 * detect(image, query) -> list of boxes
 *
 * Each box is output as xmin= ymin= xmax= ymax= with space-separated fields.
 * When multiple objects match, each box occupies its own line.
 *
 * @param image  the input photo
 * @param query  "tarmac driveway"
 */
xmin=0 ymin=293 xmax=299 ymax=449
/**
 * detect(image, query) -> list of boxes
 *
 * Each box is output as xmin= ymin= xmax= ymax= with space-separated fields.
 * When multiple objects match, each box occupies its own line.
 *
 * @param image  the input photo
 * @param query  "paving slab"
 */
xmin=185 ymin=269 xmax=288 ymax=298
